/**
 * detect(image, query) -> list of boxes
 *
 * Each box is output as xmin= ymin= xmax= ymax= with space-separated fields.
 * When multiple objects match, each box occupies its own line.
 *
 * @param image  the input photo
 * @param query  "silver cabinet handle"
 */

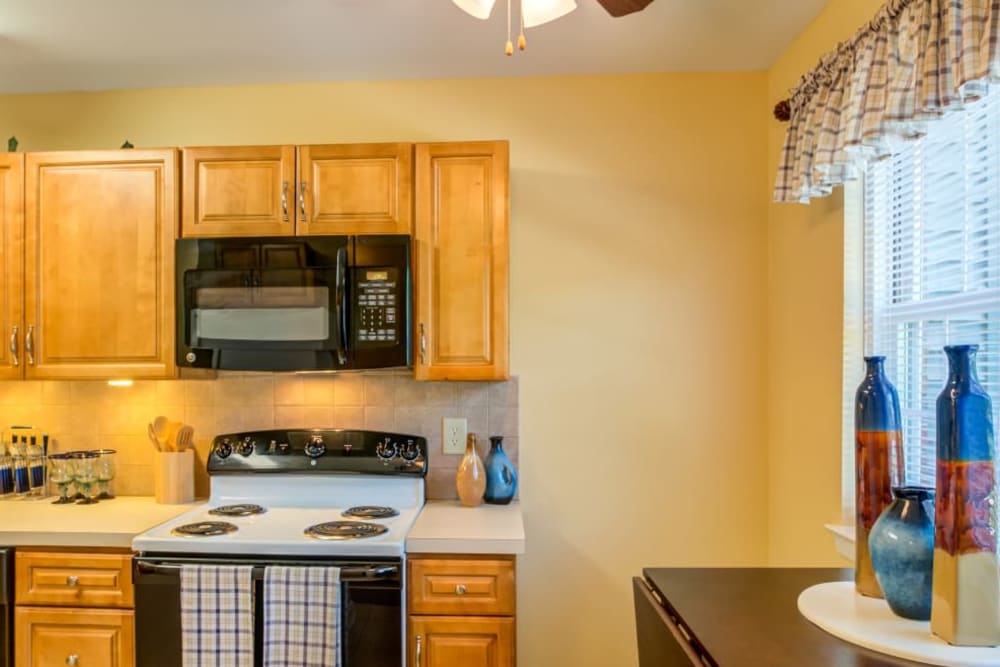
xmin=299 ymin=181 xmax=308 ymax=219
xmin=455 ymin=583 xmax=467 ymax=595
xmin=25 ymin=325 xmax=34 ymax=366
xmin=9 ymin=325 xmax=18 ymax=367
xmin=419 ymin=323 xmax=426 ymax=364
xmin=415 ymin=635 xmax=422 ymax=667
xmin=66 ymin=575 xmax=79 ymax=586
xmin=281 ymin=181 xmax=289 ymax=222
xmin=66 ymin=655 xmax=79 ymax=666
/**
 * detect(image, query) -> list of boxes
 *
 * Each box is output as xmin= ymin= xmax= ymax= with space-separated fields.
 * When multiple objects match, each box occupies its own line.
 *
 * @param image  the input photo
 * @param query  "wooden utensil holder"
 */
xmin=154 ymin=450 xmax=194 ymax=504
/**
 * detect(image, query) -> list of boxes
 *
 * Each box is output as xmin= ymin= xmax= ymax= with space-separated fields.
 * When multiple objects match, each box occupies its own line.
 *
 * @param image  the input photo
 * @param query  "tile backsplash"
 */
xmin=0 ymin=373 xmax=518 ymax=500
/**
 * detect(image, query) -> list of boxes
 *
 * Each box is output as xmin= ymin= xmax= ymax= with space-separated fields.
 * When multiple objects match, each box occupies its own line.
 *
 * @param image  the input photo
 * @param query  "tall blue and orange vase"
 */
xmin=931 ymin=344 xmax=999 ymax=646
xmin=855 ymin=356 xmax=904 ymax=598
xmin=484 ymin=436 xmax=517 ymax=505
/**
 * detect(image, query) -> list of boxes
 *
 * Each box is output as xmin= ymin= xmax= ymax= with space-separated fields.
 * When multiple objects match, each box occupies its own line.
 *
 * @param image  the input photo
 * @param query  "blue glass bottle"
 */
xmin=869 ymin=486 xmax=935 ymax=620
xmin=854 ymin=355 xmax=904 ymax=598
xmin=484 ymin=436 xmax=517 ymax=505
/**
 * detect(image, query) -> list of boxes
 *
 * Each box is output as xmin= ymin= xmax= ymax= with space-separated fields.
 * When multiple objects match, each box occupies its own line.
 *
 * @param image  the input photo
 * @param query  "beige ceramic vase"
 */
xmin=456 ymin=434 xmax=486 ymax=507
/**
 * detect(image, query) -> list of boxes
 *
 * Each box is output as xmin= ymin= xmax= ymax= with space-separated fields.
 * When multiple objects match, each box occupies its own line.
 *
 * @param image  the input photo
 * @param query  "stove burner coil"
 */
xmin=341 ymin=506 xmax=399 ymax=519
xmin=304 ymin=521 xmax=389 ymax=540
xmin=171 ymin=521 xmax=239 ymax=537
xmin=208 ymin=504 xmax=267 ymax=517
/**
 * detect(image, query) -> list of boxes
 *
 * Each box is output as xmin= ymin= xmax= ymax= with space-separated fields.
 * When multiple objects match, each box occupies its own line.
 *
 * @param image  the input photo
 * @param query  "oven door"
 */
xmin=134 ymin=556 xmax=402 ymax=667
xmin=176 ymin=237 xmax=349 ymax=371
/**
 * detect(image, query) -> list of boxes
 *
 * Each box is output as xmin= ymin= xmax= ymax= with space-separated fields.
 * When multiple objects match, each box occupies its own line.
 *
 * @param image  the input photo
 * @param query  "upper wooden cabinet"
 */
xmin=414 ymin=141 xmax=510 ymax=381
xmin=23 ymin=150 xmax=177 ymax=379
xmin=0 ymin=154 xmax=24 ymax=381
xmin=181 ymin=143 xmax=412 ymax=237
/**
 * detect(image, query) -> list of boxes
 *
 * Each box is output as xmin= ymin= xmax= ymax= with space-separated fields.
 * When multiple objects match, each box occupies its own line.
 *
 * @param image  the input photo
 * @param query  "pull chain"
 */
xmin=518 ymin=0 xmax=526 ymax=51
xmin=505 ymin=0 xmax=514 ymax=55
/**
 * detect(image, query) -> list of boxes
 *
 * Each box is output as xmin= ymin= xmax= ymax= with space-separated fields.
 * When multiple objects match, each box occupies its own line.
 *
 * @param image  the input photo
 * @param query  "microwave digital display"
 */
xmin=366 ymin=270 xmax=389 ymax=281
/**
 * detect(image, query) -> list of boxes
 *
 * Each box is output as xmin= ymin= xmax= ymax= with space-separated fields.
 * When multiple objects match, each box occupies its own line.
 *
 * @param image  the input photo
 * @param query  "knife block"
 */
xmin=154 ymin=450 xmax=194 ymax=504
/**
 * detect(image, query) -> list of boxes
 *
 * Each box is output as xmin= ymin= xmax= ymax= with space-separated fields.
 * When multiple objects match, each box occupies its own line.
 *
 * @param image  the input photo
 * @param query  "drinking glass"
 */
xmin=48 ymin=454 xmax=73 ymax=504
xmin=93 ymin=449 xmax=117 ymax=500
xmin=72 ymin=452 xmax=99 ymax=504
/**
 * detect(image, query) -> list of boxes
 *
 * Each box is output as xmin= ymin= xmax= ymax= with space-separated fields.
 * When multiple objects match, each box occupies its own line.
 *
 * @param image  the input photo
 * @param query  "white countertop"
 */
xmin=406 ymin=500 xmax=525 ymax=555
xmin=0 ymin=496 xmax=202 ymax=548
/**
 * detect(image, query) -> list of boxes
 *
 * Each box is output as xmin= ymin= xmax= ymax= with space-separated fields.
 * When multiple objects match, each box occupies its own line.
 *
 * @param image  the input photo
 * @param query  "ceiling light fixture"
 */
xmin=451 ymin=0 xmax=578 ymax=55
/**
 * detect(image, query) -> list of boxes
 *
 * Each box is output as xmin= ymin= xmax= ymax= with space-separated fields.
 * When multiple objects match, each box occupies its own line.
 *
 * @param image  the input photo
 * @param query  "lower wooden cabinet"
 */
xmin=408 ymin=555 xmax=516 ymax=667
xmin=14 ymin=549 xmax=134 ymax=667
xmin=409 ymin=616 xmax=514 ymax=667
xmin=15 ymin=607 xmax=134 ymax=667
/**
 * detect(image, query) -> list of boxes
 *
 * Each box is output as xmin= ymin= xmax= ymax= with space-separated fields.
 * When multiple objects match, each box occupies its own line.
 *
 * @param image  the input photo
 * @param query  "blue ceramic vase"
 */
xmin=854 ymin=355 xmax=904 ymax=598
xmin=484 ymin=436 xmax=517 ymax=505
xmin=869 ymin=486 xmax=935 ymax=620
xmin=931 ymin=344 xmax=999 ymax=646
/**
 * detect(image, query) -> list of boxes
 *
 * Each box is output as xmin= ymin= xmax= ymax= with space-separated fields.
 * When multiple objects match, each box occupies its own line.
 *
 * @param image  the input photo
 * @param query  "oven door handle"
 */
xmin=135 ymin=560 xmax=399 ymax=581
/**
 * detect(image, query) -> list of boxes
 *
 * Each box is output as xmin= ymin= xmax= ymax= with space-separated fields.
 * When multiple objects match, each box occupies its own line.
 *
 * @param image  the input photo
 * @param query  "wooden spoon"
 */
xmin=147 ymin=423 xmax=162 ymax=453
xmin=175 ymin=425 xmax=194 ymax=452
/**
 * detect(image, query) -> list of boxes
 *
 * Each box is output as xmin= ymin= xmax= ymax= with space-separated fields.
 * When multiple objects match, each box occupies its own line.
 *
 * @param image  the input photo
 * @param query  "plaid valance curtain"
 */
xmin=774 ymin=0 xmax=1000 ymax=204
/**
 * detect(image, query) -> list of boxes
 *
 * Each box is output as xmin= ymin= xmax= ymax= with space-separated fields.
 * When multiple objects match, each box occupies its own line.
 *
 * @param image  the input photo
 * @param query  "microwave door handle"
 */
xmin=336 ymin=247 xmax=348 ymax=365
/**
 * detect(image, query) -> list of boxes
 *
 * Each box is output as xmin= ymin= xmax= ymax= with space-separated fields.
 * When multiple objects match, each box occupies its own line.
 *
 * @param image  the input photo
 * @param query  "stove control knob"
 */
xmin=376 ymin=440 xmax=398 ymax=460
xmin=400 ymin=440 xmax=421 ymax=462
xmin=216 ymin=438 xmax=233 ymax=459
xmin=237 ymin=437 xmax=254 ymax=457
xmin=305 ymin=435 xmax=326 ymax=458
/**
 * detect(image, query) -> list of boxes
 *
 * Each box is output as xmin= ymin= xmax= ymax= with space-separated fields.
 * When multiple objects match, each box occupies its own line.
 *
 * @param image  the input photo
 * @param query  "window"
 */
xmin=846 ymin=88 xmax=1000 ymax=511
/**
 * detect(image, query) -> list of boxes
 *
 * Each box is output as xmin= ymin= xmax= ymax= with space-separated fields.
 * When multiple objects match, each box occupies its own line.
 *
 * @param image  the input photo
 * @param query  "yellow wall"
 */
xmin=766 ymin=0 xmax=885 ymax=565
xmin=0 ymin=72 xmax=770 ymax=665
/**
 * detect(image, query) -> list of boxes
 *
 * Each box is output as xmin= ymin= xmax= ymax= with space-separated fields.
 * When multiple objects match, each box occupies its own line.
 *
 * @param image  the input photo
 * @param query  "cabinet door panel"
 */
xmin=15 ymin=607 xmax=134 ymax=667
xmin=182 ymin=145 xmax=295 ymax=237
xmin=414 ymin=142 xmax=509 ymax=381
xmin=0 ymin=155 xmax=23 ymax=380
xmin=298 ymin=143 xmax=412 ymax=235
xmin=25 ymin=150 xmax=177 ymax=379
xmin=409 ymin=616 xmax=514 ymax=667
xmin=16 ymin=551 xmax=134 ymax=608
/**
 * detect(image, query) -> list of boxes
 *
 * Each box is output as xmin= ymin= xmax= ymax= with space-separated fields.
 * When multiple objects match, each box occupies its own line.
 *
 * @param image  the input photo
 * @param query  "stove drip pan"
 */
xmin=305 ymin=521 xmax=389 ymax=540
xmin=208 ymin=504 xmax=267 ymax=517
xmin=342 ymin=505 xmax=399 ymax=519
xmin=171 ymin=521 xmax=239 ymax=537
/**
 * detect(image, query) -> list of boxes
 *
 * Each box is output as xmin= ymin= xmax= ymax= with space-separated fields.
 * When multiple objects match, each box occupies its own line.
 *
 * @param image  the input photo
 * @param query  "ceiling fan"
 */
xmin=452 ymin=0 xmax=655 ymax=54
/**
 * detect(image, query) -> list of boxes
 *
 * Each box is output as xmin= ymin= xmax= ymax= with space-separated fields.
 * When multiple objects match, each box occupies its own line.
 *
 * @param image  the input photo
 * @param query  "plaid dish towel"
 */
xmin=264 ymin=566 xmax=341 ymax=667
xmin=180 ymin=564 xmax=255 ymax=667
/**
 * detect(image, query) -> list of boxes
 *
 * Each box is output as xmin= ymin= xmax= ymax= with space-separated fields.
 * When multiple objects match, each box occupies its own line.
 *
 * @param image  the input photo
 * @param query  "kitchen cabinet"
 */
xmin=414 ymin=141 xmax=509 ymax=381
xmin=21 ymin=150 xmax=177 ymax=380
xmin=0 ymin=155 xmax=23 ymax=381
xmin=408 ymin=555 xmax=516 ymax=667
xmin=181 ymin=143 xmax=412 ymax=237
xmin=14 ymin=549 xmax=135 ymax=667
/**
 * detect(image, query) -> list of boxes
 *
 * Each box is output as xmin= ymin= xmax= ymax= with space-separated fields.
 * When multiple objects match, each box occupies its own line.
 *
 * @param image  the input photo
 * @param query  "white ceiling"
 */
xmin=0 ymin=0 xmax=830 ymax=94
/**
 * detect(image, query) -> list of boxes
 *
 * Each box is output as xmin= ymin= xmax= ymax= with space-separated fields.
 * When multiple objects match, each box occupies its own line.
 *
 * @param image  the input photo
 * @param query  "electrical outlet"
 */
xmin=442 ymin=417 xmax=468 ymax=455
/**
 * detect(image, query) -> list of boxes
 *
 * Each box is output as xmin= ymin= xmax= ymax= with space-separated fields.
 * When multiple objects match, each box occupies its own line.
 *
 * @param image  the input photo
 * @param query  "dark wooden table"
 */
xmin=637 ymin=568 xmax=927 ymax=666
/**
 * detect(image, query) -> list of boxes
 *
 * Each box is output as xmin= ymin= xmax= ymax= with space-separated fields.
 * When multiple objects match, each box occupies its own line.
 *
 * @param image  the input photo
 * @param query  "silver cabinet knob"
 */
xmin=66 ymin=655 xmax=79 ymax=666
xmin=455 ymin=584 xmax=467 ymax=595
xmin=66 ymin=575 xmax=79 ymax=586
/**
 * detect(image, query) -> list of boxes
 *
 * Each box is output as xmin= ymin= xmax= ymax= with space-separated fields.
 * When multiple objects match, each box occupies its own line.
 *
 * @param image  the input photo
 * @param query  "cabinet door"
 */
xmin=297 ymin=143 xmax=412 ymax=235
xmin=25 ymin=150 xmax=178 ymax=379
xmin=414 ymin=142 xmax=509 ymax=381
xmin=15 ymin=607 xmax=134 ymax=667
xmin=0 ymin=154 xmax=23 ymax=380
xmin=409 ymin=616 xmax=514 ymax=667
xmin=182 ymin=145 xmax=296 ymax=237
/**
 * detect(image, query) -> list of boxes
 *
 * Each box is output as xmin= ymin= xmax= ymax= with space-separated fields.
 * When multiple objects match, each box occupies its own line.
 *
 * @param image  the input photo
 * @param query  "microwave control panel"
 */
xmin=355 ymin=267 xmax=400 ymax=347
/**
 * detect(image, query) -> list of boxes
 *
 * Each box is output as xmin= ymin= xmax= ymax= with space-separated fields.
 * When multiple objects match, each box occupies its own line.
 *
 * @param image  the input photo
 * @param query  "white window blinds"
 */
xmin=861 ymin=89 xmax=1000 ymax=492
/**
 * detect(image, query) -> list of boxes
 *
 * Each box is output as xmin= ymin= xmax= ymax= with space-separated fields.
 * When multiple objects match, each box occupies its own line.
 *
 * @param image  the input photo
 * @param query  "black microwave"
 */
xmin=176 ymin=235 xmax=410 ymax=371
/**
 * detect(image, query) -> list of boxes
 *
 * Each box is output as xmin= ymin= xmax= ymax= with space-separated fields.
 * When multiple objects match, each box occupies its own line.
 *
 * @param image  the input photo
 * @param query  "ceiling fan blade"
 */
xmin=596 ymin=0 xmax=655 ymax=17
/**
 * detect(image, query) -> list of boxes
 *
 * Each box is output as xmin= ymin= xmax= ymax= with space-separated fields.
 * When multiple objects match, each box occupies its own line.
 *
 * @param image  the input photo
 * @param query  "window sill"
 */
xmin=825 ymin=523 xmax=855 ymax=563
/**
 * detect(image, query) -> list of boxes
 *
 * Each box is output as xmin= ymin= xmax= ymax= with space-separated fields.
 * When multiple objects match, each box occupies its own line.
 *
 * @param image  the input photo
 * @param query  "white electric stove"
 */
xmin=131 ymin=428 xmax=428 ymax=667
